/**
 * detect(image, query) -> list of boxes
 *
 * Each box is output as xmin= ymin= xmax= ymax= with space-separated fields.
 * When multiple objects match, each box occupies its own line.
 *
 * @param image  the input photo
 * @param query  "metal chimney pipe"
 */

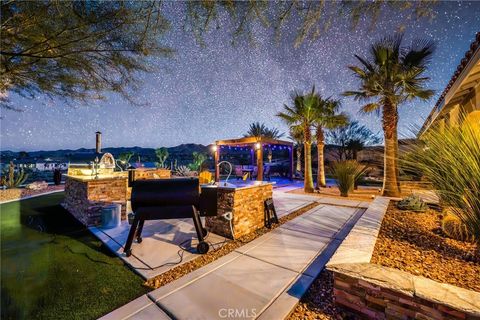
xmin=95 ymin=131 xmax=102 ymax=154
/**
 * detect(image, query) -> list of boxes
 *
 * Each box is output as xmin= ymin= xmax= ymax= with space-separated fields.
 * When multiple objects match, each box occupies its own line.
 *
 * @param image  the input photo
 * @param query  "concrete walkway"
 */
xmin=89 ymin=191 xmax=317 ymax=279
xmin=100 ymin=199 xmax=366 ymax=320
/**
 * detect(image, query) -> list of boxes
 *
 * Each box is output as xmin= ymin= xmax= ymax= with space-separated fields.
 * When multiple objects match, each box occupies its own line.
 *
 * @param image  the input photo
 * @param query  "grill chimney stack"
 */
xmin=95 ymin=131 xmax=102 ymax=154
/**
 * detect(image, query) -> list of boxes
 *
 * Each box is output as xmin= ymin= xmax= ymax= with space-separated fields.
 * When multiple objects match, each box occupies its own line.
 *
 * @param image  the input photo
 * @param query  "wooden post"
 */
xmin=214 ymin=146 xmax=220 ymax=182
xmin=289 ymin=145 xmax=294 ymax=180
xmin=256 ymin=144 xmax=263 ymax=181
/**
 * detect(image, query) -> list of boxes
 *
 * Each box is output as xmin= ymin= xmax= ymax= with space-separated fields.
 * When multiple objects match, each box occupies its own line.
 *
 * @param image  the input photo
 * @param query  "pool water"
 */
xmin=0 ymin=193 xmax=148 ymax=320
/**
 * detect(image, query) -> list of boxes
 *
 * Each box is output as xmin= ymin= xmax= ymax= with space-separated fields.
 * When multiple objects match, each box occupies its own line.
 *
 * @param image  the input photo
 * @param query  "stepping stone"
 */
xmin=242 ymin=227 xmax=331 ymax=273
xmin=99 ymin=295 xmax=170 ymax=320
xmin=154 ymin=254 xmax=298 ymax=320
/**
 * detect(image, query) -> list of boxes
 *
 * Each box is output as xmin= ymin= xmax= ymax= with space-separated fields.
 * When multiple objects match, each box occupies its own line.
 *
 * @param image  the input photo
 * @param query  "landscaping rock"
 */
xmin=288 ymin=270 xmax=343 ymax=320
xmin=25 ymin=181 xmax=49 ymax=191
xmin=371 ymin=202 xmax=480 ymax=292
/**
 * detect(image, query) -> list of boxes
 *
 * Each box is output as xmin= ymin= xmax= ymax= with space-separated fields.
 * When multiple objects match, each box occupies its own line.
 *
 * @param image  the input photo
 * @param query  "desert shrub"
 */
xmin=405 ymin=118 xmax=480 ymax=240
xmin=0 ymin=162 xmax=28 ymax=188
xmin=174 ymin=165 xmax=193 ymax=177
xmin=397 ymin=195 xmax=428 ymax=212
xmin=331 ymin=160 xmax=367 ymax=197
xmin=441 ymin=213 xmax=474 ymax=242
xmin=188 ymin=152 xmax=207 ymax=172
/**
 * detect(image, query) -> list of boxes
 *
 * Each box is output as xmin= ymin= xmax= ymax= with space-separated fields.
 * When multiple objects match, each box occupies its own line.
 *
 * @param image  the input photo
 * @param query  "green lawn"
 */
xmin=1 ymin=193 xmax=149 ymax=320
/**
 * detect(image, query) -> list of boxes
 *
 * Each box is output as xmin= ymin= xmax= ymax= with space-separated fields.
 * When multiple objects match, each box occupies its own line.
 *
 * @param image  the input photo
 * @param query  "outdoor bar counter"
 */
xmin=62 ymin=169 xmax=171 ymax=226
xmin=202 ymin=181 xmax=274 ymax=239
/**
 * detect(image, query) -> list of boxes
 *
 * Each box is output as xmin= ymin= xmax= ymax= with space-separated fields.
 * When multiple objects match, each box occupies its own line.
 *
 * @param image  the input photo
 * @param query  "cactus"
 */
xmin=441 ymin=213 xmax=474 ymax=242
xmin=155 ymin=148 xmax=169 ymax=168
xmin=397 ymin=195 xmax=428 ymax=212
xmin=175 ymin=165 xmax=192 ymax=177
xmin=1 ymin=162 xmax=28 ymax=188
xmin=187 ymin=152 xmax=207 ymax=172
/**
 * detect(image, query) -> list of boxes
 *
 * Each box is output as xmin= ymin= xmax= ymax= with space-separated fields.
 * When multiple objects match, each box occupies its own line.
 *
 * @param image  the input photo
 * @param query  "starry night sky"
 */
xmin=1 ymin=1 xmax=479 ymax=151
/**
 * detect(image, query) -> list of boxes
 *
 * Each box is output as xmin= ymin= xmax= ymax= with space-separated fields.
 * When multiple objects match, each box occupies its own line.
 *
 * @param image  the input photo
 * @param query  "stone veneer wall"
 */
xmin=63 ymin=170 xmax=171 ymax=226
xmin=62 ymin=177 xmax=127 ymax=226
xmin=206 ymin=184 xmax=273 ymax=239
xmin=330 ymin=263 xmax=480 ymax=320
xmin=133 ymin=168 xmax=171 ymax=180
xmin=326 ymin=197 xmax=480 ymax=320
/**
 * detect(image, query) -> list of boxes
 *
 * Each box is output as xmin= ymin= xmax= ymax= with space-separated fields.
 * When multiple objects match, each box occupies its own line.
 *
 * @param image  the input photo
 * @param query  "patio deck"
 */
xmin=89 ymin=190 xmax=318 ymax=279
xmin=100 ymin=192 xmax=369 ymax=320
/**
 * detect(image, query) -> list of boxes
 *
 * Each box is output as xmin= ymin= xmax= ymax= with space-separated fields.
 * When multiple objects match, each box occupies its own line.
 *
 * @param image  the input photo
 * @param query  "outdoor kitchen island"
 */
xmin=62 ymin=168 xmax=171 ymax=226
xmin=202 ymin=181 xmax=274 ymax=239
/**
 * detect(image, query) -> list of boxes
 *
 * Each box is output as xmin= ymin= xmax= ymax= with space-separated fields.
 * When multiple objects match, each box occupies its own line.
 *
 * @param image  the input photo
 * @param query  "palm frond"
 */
xmin=276 ymin=112 xmax=297 ymax=125
xmin=360 ymin=103 xmax=380 ymax=115
xmin=402 ymin=38 xmax=436 ymax=68
xmin=353 ymin=54 xmax=375 ymax=72
xmin=346 ymin=33 xmax=435 ymax=120
xmin=324 ymin=112 xmax=350 ymax=129
xmin=348 ymin=65 xmax=367 ymax=78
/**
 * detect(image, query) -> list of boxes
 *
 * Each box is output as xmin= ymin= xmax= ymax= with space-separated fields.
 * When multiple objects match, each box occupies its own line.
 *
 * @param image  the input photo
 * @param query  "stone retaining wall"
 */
xmin=206 ymin=184 xmax=273 ymax=239
xmin=330 ymin=263 xmax=480 ymax=320
xmin=327 ymin=197 xmax=480 ymax=320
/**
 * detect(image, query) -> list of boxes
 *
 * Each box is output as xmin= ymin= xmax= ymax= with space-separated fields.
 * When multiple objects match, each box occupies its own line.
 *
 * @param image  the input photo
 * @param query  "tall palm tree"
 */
xmin=344 ymin=34 xmax=435 ymax=197
xmin=288 ymin=125 xmax=304 ymax=175
xmin=313 ymin=97 xmax=349 ymax=188
xmin=277 ymin=88 xmax=318 ymax=193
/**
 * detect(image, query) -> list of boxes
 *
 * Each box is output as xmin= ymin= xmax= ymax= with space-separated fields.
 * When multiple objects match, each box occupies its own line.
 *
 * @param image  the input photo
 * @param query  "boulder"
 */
xmin=25 ymin=181 xmax=49 ymax=191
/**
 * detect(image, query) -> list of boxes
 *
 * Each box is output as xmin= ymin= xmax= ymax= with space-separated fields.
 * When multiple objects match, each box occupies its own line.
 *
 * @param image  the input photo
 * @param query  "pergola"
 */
xmin=213 ymin=136 xmax=294 ymax=182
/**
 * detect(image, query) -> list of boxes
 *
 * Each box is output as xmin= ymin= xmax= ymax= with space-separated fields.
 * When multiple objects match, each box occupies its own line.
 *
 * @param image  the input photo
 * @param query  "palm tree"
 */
xmin=313 ymin=97 xmax=348 ymax=188
xmin=344 ymin=34 xmax=435 ymax=197
xmin=244 ymin=122 xmax=284 ymax=163
xmin=277 ymin=88 xmax=318 ymax=193
xmin=244 ymin=122 xmax=284 ymax=139
xmin=326 ymin=121 xmax=381 ymax=161
xmin=288 ymin=125 xmax=304 ymax=176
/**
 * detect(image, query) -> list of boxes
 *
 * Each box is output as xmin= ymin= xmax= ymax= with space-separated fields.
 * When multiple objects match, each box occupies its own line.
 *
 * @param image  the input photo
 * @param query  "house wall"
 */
xmin=437 ymin=83 xmax=480 ymax=131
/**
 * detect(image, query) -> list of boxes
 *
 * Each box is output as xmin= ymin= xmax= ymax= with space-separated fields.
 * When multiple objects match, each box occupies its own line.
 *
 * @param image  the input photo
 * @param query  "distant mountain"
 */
xmin=0 ymin=144 xmax=212 ymax=164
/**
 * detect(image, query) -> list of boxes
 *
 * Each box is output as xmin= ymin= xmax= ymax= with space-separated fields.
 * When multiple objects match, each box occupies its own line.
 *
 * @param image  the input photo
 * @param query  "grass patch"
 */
xmin=1 ymin=193 xmax=148 ymax=320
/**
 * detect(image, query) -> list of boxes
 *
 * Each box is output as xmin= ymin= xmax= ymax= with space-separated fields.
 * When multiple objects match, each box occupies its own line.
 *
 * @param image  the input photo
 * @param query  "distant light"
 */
xmin=212 ymin=145 xmax=218 ymax=152
xmin=255 ymin=143 xmax=261 ymax=150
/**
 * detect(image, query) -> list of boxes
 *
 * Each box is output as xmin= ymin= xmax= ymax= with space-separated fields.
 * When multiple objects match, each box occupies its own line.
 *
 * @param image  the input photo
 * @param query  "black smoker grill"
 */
xmin=124 ymin=177 xmax=217 ymax=257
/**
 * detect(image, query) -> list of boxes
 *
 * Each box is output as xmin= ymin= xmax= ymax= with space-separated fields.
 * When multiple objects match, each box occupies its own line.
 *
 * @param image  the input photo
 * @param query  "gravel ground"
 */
xmin=371 ymin=202 xmax=480 ymax=292
xmin=0 ymin=185 xmax=64 ymax=203
xmin=288 ymin=186 xmax=378 ymax=202
xmin=288 ymin=270 xmax=346 ymax=320
xmin=144 ymin=202 xmax=319 ymax=289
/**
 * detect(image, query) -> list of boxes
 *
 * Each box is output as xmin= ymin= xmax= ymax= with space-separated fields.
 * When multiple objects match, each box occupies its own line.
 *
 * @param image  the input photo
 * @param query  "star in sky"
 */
xmin=1 ymin=1 xmax=479 ymax=151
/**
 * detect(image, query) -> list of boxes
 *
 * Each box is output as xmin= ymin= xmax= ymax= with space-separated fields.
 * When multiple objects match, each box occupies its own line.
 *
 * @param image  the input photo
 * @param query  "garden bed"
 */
xmin=0 ymin=185 xmax=64 ymax=203
xmin=371 ymin=202 xmax=480 ymax=292
xmin=288 ymin=185 xmax=378 ymax=201
xmin=288 ymin=270 xmax=342 ymax=320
